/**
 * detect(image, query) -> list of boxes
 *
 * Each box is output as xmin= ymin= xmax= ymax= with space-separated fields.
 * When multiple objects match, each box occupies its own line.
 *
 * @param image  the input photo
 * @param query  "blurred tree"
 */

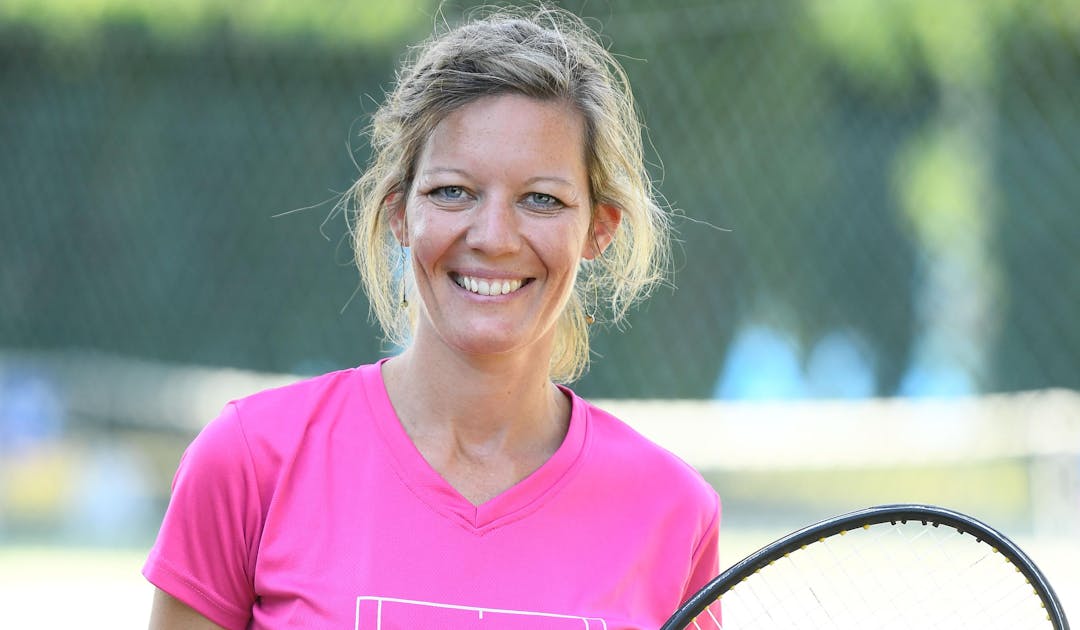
xmin=1 ymin=0 xmax=1076 ymax=398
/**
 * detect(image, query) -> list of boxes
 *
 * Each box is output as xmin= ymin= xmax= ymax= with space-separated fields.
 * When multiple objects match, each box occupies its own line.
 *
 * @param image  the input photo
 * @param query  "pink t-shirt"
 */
xmin=143 ymin=362 xmax=720 ymax=629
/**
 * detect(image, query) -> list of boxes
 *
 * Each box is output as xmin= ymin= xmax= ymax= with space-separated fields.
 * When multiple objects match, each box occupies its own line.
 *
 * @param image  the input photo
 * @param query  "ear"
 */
xmin=583 ymin=203 xmax=622 ymax=260
xmin=385 ymin=192 xmax=409 ymax=246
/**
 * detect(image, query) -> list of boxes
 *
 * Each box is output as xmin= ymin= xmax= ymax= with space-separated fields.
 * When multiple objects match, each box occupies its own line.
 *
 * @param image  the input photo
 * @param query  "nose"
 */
xmin=465 ymin=195 xmax=521 ymax=255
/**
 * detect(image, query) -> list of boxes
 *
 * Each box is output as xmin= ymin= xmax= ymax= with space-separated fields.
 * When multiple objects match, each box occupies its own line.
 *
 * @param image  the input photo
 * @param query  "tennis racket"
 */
xmin=661 ymin=503 xmax=1070 ymax=630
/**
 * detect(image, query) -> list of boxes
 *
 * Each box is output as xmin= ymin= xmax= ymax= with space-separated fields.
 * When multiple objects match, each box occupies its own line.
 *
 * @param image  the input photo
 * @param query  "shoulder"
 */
xmin=571 ymin=393 xmax=721 ymax=581
xmin=579 ymin=395 xmax=706 ymax=479
xmin=175 ymin=362 xmax=386 ymax=504
xmin=575 ymin=393 xmax=719 ymax=514
xmin=221 ymin=362 xmax=386 ymax=438
xmin=191 ymin=363 xmax=384 ymax=472
xmin=228 ymin=364 xmax=370 ymax=420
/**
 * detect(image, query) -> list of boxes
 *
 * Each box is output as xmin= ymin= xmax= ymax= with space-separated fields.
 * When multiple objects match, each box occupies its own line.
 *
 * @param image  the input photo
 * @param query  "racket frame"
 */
xmin=661 ymin=503 xmax=1070 ymax=630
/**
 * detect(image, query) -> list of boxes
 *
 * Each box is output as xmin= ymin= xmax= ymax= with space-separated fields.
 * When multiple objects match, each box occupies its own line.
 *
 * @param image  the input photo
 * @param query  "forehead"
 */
xmin=416 ymin=94 xmax=588 ymax=181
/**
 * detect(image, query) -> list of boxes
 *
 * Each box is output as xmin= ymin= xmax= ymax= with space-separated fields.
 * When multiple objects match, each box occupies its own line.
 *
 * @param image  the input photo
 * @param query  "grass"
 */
xmin=0 ymin=545 xmax=153 ymax=628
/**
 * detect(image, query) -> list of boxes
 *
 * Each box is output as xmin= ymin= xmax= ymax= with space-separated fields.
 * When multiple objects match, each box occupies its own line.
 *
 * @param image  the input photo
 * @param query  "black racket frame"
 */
xmin=660 ymin=503 xmax=1070 ymax=630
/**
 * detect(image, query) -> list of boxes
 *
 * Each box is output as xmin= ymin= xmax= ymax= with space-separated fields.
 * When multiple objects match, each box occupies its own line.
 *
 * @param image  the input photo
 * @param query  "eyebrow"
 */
xmin=524 ymin=175 xmax=575 ymax=188
xmin=419 ymin=167 xmax=470 ymax=179
xmin=419 ymin=167 xmax=576 ymax=188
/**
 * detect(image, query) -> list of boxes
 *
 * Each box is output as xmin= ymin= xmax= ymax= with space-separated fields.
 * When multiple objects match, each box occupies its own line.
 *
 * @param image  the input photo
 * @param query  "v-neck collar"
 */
xmin=360 ymin=360 xmax=589 ymax=533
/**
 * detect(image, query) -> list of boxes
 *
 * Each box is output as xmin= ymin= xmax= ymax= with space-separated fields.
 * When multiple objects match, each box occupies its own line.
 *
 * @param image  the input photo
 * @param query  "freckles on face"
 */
xmin=400 ymin=94 xmax=597 ymax=357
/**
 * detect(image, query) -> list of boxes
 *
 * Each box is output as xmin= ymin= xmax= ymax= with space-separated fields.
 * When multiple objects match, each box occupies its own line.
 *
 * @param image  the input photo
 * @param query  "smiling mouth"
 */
xmin=453 ymin=274 xmax=528 ymax=296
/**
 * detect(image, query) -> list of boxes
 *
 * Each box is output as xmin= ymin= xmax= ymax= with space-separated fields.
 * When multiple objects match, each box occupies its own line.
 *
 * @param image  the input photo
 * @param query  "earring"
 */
xmin=398 ymin=210 xmax=409 ymax=309
xmin=399 ymin=244 xmax=408 ymax=309
xmin=585 ymin=313 xmax=595 ymax=325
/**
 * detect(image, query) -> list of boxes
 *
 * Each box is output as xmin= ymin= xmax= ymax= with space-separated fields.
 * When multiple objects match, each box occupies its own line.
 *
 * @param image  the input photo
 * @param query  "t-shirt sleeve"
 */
xmin=676 ymin=493 xmax=721 ymax=628
xmin=143 ymin=402 xmax=261 ymax=630
xmin=685 ymin=493 xmax=721 ymax=598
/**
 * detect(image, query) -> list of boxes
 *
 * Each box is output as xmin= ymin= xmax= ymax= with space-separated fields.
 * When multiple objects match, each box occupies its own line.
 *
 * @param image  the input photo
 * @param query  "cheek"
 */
xmin=567 ymin=218 xmax=594 ymax=264
xmin=405 ymin=210 xmax=451 ymax=263
xmin=540 ymin=232 xmax=589 ymax=278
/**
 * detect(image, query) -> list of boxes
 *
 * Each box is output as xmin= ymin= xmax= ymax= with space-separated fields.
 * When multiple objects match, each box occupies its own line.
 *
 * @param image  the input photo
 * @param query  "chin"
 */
xmin=449 ymin=335 xmax=524 ymax=358
xmin=442 ymin=324 xmax=548 ymax=360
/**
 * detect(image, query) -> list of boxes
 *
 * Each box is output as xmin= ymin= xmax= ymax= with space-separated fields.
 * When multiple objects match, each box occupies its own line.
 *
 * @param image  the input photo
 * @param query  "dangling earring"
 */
xmin=399 ymin=243 xmax=408 ymax=309
xmin=398 ymin=209 xmax=409 ymax=309
xmin=585 ymin=313 xmax=595 ymax=325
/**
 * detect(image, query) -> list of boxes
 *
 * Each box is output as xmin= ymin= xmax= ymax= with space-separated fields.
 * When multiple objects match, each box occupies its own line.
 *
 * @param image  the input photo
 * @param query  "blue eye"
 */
xmin=433 ymin=186 xmax=467 ymax=201
xmin=526 ymin=192 xmax=562 ymax=209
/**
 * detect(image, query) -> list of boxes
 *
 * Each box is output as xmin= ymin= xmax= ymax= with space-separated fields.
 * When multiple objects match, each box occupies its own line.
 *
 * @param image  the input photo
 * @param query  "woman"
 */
xmin=145 ymin=6 xmax=720 ymax=629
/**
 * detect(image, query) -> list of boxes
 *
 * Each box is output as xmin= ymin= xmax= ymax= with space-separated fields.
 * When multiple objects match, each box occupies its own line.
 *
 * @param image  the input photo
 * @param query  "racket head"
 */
xmin=661 ymin=503 xmax=1070 ymax=630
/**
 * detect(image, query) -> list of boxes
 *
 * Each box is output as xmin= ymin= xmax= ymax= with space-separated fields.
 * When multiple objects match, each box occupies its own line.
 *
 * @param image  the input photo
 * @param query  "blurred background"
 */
xmin=1 ymin=0 xmax=1077 ymax=626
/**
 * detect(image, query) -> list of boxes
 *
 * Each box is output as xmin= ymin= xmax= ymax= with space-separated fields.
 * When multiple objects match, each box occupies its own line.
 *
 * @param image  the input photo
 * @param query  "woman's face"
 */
xmin=395 ymin=94 xmax=619 ymax=363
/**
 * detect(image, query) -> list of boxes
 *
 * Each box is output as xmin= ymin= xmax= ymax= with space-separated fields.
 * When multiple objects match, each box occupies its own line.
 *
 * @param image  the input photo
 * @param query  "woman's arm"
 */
xmin=148 ymin=588 xmax=229 ymax=630
xmin=144 ymin=404 xmax=259 ymax=629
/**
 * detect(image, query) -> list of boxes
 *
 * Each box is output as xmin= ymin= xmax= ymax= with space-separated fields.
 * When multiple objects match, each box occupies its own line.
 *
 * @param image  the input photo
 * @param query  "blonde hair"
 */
xmin=348 ymin=5 xmax=670 ymax=383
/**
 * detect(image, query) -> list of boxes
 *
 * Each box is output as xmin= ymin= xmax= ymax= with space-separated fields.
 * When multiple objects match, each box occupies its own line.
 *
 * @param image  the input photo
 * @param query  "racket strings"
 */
xmin=883 ymin=523 xmax=979 ymax=627
xmin=687 ymin=602 xmax=721 ymax=630
xmin=707 ymin=520 xmax=1054 ymax=630
xmin=909 ymin=524 xmax=1049 ymax=628
xmin=882 ymin=523 xmax=987 ymax=628
xmin=872 ymin=522 xmax=1048 ymax=629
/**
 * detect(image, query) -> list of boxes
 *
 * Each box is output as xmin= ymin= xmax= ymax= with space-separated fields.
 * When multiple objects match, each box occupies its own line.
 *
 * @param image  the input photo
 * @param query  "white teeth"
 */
xmin=455 ymin=274 xmax=524 ymax=296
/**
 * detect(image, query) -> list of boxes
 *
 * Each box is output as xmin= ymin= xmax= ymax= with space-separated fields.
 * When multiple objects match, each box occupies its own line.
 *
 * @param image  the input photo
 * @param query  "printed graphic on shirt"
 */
xmin=355 ymin=596 xmax=609 ymax=629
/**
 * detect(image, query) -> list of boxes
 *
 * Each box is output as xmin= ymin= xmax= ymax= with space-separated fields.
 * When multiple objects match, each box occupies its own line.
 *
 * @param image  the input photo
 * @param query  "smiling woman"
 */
xmin=143 ymin=6 xmax=720 ymax=630
xmin=394 ymin=95 xmax=616 ymax=367
xmin=352 ymin=6 xmax=671 ymax=385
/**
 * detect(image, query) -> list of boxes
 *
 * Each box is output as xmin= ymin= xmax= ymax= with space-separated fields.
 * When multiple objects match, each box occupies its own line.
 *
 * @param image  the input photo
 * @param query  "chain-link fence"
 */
xmin=2 ymin=0 xmax=1078 ymax=399
xmin=2 ymin=7 xmax=1079 ymax=613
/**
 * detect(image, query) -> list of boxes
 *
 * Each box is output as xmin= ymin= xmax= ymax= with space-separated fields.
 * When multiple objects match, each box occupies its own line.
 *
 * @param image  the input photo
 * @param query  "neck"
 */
xmin=381 ymin=338 xmax=572 ymax=505
xmin=381 ymin=337 xmax=569 ymax=456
